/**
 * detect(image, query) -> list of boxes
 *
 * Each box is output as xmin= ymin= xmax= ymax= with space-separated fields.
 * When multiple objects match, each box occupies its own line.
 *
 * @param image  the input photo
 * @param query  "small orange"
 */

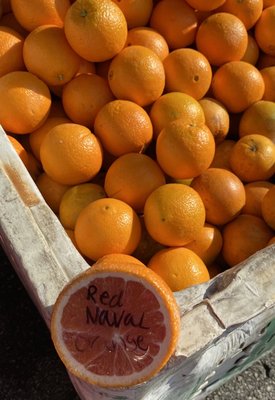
xmin=23 ymin=25 xmax=81 ymax=87
xmin=242 ymin=181 xmax=274 ymax=217
xmin=261 ymin=185 xmax=275 ymax=229
xmin=62 ymin=73 xmax=114 ymax=127
xmin=0 ymin=71 xmax=51 ymax=134
xmin=108 ymin=45 xmax=165 ymax=107
xmin=239 ymin=100 xmax=275 ymax=143
xmin=149 ymin=0 xmax=198 ymax=49
xmin=125 ymin=27 xmax=169 ymax=61
xmin=40 ymin=123 xmax=103 ymax=185
xmin=217 ymin=0 xmax=263 ymax=30
xmin=191 ymin=168 xmax=246 ymax=225
xmin=59 ymin=183 xmax=106 ymax=230
xmin=112 ymin=0 xmax=153 ymax=28
xmin=29 ymin=116 xmax=71 ymax=161
xmin=74 ymin=198 xmax=142 ymax=260
xmin=222 ymin=214 xmax=274 ymax=267
xmin=10 ymin=0 xmax=70 ymax=31
xmin=156 ymin=119 xmax=215 ymax=179
xmin=50 ymin=257 xmax=180 ymax=387
xmin=163 ymin=48 xmax=212 ymax=100
xmin=7 ymin=134 xmax=29 ymax=168
xmin=94 ymin=99 xmax=153 ymax=156
xmin=143 ymin=183 xmax=206 ymax=247
xmin=211 ymin=61 xmax=265 ymax=113
xmin=255 ymin=5 xmax=275 ymax=56
xmin=148 ymin=247 xmax=210 ymax=292
xmin=260 ymin=66 xmax=275 ymax=101
xmin=185 ymin=0 xmax=226 ymax=10
xmin=195 ymin=12 xmax=248 ymax=66
xmin=229 ymin=134 xmax=275 ymax=182
xmin=199 ymin=97 xmax=230 ymax=143
xmin=104 ymin=153 xmax=166 ymax=212
xmin=149 ymin=92 xmax=205 ymax=139
xmin=241 ymin=34 xmax=260 ymax=65
xmin=184 ymin=223 xmax=223 ymax=266
xmin=0 ymin=26 xmax=25 ymax=78
xmin=36 ymin=172 xmax=70 ymax=214
xmin=210 ymin=140 xmax=236 ymax=170
xmin=64 ymin=0 xmax=128 ymax=62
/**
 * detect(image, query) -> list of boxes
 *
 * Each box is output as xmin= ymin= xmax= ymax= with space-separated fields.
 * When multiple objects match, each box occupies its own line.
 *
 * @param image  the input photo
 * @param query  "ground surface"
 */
xmin=0 ymin=244 xmax=274 ymax=400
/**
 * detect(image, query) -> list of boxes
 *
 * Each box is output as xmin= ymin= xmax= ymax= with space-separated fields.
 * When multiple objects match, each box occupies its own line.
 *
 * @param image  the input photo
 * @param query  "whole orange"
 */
xmin=222 ymin=214 xmax=274 ymax=267
xmin=163 ymin=48 xmax=212 ymax=100
xmin=144 ymin=183 xmax=206 ymax=247
xmin=104 ymin=153 xmax=166 ymax=212
xmin=148 ymin=247 xmax=210 ymax=292
xmin=229 ymin=134 xmax=275 ymax=182
xmin=108 ymin=45 xmax=165 ymax=107
xmin=40 ymin=123 xmax=103 ymax=185
xmin=191 ymin=168 xmax=246 ymax=225
xmin=195 ymin=12 xmax=248 ymax=66
xmin=74 ymin=198 xmax=141 ymax=260
xmin=0 ymin=71 xmax=51 ymax=134
xmin=211 ymin=61 xmax=265 ymax=113
xmin=156 ymin=119 xmax=215 ymax=179
xmin=64 ymin=0 xmax=128 ymax=62
xmin=255 ymin=5 xmax=275 ymax=56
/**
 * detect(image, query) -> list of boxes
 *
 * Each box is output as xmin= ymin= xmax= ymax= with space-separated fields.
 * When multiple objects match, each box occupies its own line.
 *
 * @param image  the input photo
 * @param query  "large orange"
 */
xmin=74 ymin=198 xmax=142 ymax=260
xmin=125 ymin=27 xmax=169 ymax=61
xmin=191 ymin=168 xmax=246 ymax=225
xmin=260 ymin=66 xmax=275 ymax=101
xmin=261 ymin=185 xmax=275 ymax=230
xmin=149 ymin=92 xmax=205 ymax=139
xmin=255 ymin=5 xmax=275 ymax=56
xmin=104 ymin=153 xmax=166 ymax=213
xmin=156 ymin=119 xmax=215 ymax=179
xmin=108 ymin=45 xmax=165 ymax=107
xmin=239 ymin=100 xmax=275 ymax=143
xmin=199 ymin=97 xmax=230 ymax=143
xmin=149 ymin=0 xmax=198 ymax=49
xmin=229 ymin=134 xmax=275 ymax=182
xmin=51 ymin=258 xmax=180 ymax=387
xmin=217 ymin=0 xmax=263 ymax=30
xmin=29 ymin=116 xmax=71 ymax=161
xmin=62 ymin=73 xmax=114 ymax=128
xmin=10 ymin=0 xmax=70 ymax=31
xmin=40 ymin=123 xmax=103 ymax=185
xmin=0 ymin=26 xmax=25 ymax=78
xmin=23 ymin=25 xmax=81 ymax=87
xmin=0 ymin=71 xmax=51 ymax=134
xmin=112 ymin=0 xmax=153 ymax=28
xmin=184 ymin=223 xmax=223 ymax=266
xmin=143 ymin=183 xmax=206 ymax=247
xmin=148 ymin=247 xmax=210 ymax=292
xmin=222 ymin=214 xmax=274 ymax=267
xmin=64 ymin=0 xmax=127 ymax=62
xmin=242 ymin=181 xmax=274 ymax=217
xmin=94 ymin=99 xmax=153 ymax=156
xmin=211 ymin=61 xmax=265 ymax=113
xmin=163 ymin=48 xmax=212 ymax=100
xmin=195 ymin=12 xmax=248 ymax=66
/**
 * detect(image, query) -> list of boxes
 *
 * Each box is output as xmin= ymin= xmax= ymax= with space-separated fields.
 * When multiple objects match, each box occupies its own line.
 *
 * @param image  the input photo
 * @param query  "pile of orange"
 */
xmin=0 ymin=0 xmax=275 ymax=289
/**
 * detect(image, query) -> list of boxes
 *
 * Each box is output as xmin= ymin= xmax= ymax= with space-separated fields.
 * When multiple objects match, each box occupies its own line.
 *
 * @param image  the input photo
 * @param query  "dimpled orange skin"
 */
xmin=143 ymin=183 xmax=206 ymax=247
xmin=191 ymin=168 xmax=246 ymax=226
xmin=108 ymin=45 xmax=165 ymax=107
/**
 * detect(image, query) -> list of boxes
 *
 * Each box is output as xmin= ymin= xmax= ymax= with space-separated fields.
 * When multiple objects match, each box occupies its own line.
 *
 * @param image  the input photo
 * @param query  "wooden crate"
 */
xmin=0 ymin=126 xmax=275 ymax=400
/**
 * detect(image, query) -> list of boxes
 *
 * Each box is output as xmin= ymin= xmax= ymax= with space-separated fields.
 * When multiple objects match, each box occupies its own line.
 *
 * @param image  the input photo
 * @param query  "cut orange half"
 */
xmin=50 ymin=259 xmax=180 ymax=388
